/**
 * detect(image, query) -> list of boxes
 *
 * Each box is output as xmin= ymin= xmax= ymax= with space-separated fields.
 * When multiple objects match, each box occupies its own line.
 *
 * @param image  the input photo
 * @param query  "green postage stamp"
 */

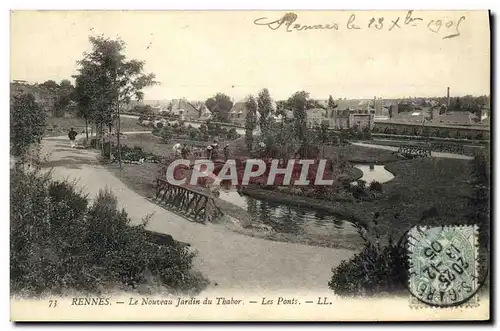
xmin=407 ymin=225 xmax=479 ymax=308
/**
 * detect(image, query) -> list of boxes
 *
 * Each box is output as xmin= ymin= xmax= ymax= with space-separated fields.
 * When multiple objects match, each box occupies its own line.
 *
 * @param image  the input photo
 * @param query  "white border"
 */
xmin=3 ymin=1 xmax=498 ymax=330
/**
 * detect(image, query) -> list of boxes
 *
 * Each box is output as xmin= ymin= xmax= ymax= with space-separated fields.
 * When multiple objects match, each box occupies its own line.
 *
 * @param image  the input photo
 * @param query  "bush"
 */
xmin=11 ymin=170 xmax=208 ymax=296
xmin=369 ymin=180 xmax=383 ymax=192
xmin=328 ymin=238 xmax=408 ymax=296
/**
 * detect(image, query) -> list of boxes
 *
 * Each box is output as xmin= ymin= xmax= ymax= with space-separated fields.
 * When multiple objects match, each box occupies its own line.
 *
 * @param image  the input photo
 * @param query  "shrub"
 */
xmin=10 ymin=170 xmax=208 ymax=296
xmin=10 ymin=93 xmax=46 ymax=162
xmin=369 ymin=180 xmax=383 ymax=192
xmin=328 ymin=234 xmax=408 ymax=296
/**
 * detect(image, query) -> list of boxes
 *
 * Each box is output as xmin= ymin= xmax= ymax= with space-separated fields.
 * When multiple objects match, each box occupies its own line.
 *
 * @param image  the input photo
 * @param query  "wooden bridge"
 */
xmin=154 ymin=178 xmax=223 ymax=224
xmin=397 ymin=145 xmax=431 ymax=158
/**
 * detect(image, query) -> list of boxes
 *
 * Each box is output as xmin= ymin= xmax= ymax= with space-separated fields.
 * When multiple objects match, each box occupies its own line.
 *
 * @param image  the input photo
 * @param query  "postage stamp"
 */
xmin=9 ymin=9 xmax=490 ymax=321
xmin=407 ymin=225 xmax=479 ymax=308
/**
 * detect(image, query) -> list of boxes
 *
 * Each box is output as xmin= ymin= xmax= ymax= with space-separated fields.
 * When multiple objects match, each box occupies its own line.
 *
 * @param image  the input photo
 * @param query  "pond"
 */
xmin=218 ymin=189 xmax=361 ymax=238
xmin=216 ymin=164 xmax=394 ymax=244
xmin=352 ymin=164 xmax=395 ymax=184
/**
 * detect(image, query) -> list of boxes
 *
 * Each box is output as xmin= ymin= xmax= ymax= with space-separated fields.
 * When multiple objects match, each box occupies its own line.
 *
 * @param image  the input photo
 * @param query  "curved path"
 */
xmin=41 ymin=134 xmax=355 ymax=294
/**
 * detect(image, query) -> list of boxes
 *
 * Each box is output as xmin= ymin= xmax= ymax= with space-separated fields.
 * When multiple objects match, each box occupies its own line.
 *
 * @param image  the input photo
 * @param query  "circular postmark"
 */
xmin=407 ymin=225 xmax=479 ymax=307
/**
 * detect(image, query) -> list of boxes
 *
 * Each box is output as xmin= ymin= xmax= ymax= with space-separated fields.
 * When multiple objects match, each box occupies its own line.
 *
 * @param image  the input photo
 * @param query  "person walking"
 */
xmin=68 ymin=127 xmax=78 ymax=148
xmin=223 ymin=144 xmax=230 ymax=160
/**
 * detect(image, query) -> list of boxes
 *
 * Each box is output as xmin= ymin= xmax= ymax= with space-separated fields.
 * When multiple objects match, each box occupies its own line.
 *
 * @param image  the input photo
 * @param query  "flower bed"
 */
xmin=101 ymin=143 xmax=163 ymax=164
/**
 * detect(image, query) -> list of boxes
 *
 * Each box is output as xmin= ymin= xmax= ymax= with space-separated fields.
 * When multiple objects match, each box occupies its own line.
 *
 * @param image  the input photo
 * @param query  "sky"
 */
xmin=10 ymin=10 xmax=490 ymax=102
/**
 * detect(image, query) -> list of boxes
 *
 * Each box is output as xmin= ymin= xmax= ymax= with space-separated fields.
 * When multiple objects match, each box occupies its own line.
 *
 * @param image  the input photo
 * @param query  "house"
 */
xmin=230 ymin=101 xmax=248 ymax=123
xmin=170 ymin=98 xmax=200 ymax=120
xmin=350 ymin=113 xmax=375 ymax=130
xmin=429 ymin=111 xmax=475 ymax=126
xmin=306 ymin=108 xmax=330 ymax=127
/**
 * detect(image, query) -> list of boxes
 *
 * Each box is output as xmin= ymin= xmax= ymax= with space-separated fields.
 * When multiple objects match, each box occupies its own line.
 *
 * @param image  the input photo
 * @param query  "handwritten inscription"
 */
xmin=253 ymin=10 xmax=466 ymax=39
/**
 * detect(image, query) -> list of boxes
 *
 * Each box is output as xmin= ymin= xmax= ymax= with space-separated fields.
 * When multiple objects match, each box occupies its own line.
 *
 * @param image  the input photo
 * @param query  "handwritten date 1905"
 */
xmin=253 ymin=10 xmax=466 ymax=40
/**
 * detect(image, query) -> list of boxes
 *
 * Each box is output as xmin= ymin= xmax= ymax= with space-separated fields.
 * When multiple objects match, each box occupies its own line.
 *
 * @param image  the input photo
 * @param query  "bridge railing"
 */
xmin=154 ymin=178 xmax=223 ymax=224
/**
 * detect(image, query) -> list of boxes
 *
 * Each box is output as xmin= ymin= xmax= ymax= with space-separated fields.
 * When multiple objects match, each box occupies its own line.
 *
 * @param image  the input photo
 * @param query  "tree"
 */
xmin=53 ymin=80 xmax=75 ymax=117
xmin=40 ymin=80 xmax=59 ymax=89
xmin=10 ymin=93 xmax=46 ymax=165
xmin=244 ymin=95 xmax=258 ymax=151
xmin=73 ymin=35 xmax=158 ymax=165
xmin=328 ymin=95 xmax=337 ymax=110
xmin=205 ymin=93 xmax=233 ymax=123
xmin=468 ymin=152 xmax=490 ymax=269
xmin=132 ymin=104 xmax=154 ymax=115
xmin=257 ymin=88 xmax=274 ymax=134
xmin=285 ymin=91 xmax=312 ymax=142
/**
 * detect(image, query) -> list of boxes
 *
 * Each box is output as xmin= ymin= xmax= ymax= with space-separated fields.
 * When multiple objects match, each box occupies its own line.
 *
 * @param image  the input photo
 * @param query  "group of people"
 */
xmin=172 ymin=140 xmax=230 ymax=160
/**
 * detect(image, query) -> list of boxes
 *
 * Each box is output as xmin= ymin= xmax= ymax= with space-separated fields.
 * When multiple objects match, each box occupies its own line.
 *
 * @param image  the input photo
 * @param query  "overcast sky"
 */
xmin=11 ymin=10 xmax=490 ymax=101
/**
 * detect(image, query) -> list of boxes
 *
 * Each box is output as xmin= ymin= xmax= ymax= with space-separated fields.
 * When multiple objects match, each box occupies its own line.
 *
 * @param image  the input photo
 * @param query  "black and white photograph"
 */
xmin=8 ymin=9 xmax=491 ymax=321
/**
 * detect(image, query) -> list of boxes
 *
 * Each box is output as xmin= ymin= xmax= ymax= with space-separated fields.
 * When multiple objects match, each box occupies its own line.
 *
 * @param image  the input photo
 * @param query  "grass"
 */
xmin=44 ymin=116 xmax=148 ymax=137
xmin=323 ymin=144 xmax=401 ymax=164
xmin=358 ymin=157 xmax=474 ymax=242
xmin=117 ymin=133 xmax=175 ymax=158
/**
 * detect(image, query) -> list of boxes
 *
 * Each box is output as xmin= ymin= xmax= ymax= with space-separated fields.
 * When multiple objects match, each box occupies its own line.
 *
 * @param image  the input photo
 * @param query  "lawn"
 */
xmin=358 ymin=157 xmax=474 ymax=242
xmin=117 ymin=133 xmax=175 ymax=158
xmin=322 ymin=144 xmax=401 ymax=164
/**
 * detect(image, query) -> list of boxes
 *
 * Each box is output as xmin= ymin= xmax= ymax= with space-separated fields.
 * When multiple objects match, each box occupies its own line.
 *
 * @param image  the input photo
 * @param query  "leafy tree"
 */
xmin=53 ymin=80 xmax=75 ymax=117
xmin=73 ymin=35 xmax=158 ymax=163
xmin=40 ymin=80 xmax=59 ymax=89
xmin=328 ymin=95 xmax=337 ymax=110
xmin=244 ymin=95 xmax=258 ymax=151
xmin=257 ymin=88 xmax=274 ymax=134
xmin=60 ymin=79 xmax=73 ymax=89
xmin=284 ymin=91 xmax=312 ymax=142
xmin=205 ymin=93 xmax=233 ymax=123
xmin=261 ymin=121 xmax=300 ymax=160
xmin=132 ymin=104 xmax=154 ymax=115
xmin=10 ymin=93 xmax=46 ymax=164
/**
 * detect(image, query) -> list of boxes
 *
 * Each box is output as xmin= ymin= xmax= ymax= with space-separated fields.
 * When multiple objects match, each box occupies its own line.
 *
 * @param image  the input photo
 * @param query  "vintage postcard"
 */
xmin=9 ymin=10 xmax=491 ymax=321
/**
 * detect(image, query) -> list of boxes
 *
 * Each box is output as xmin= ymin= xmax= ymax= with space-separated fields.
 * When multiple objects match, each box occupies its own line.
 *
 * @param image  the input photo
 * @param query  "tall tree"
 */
xmin=328 ymin=95 xmax=337 ymax=109
xmin=285 ymin=91 xmax=313 ymax=142
xmin=244 ymin=95 xmax=258 ymax=151
xmin=257 ymin=88 xmax=274 ymax=134
xmin=10 ymin=93 xmax=46 ymax=166
xmin=73 ymin=35 xmax=158 ymax=165
xmin=53 ymin=80 xmax=75 ymax=117
xmin=205 ymin=93 xmax=233 ymax=123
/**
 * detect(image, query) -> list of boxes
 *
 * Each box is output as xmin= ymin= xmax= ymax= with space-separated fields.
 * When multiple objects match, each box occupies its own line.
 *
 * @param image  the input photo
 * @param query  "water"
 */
xmin=217 ymin=164 xmax=394 ymax=238
xmin=353 ymin=164 xmax=395 ymax=184
xmin=218 ymin=189 xmax=360 ymax=237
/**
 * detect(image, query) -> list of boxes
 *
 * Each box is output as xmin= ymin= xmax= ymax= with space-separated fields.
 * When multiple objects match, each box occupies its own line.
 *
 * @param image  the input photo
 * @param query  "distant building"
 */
xmin=306 ymin=108 xmax=330 ymax=127
xmin=170 ymin=98 xmax=200 ymax=120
